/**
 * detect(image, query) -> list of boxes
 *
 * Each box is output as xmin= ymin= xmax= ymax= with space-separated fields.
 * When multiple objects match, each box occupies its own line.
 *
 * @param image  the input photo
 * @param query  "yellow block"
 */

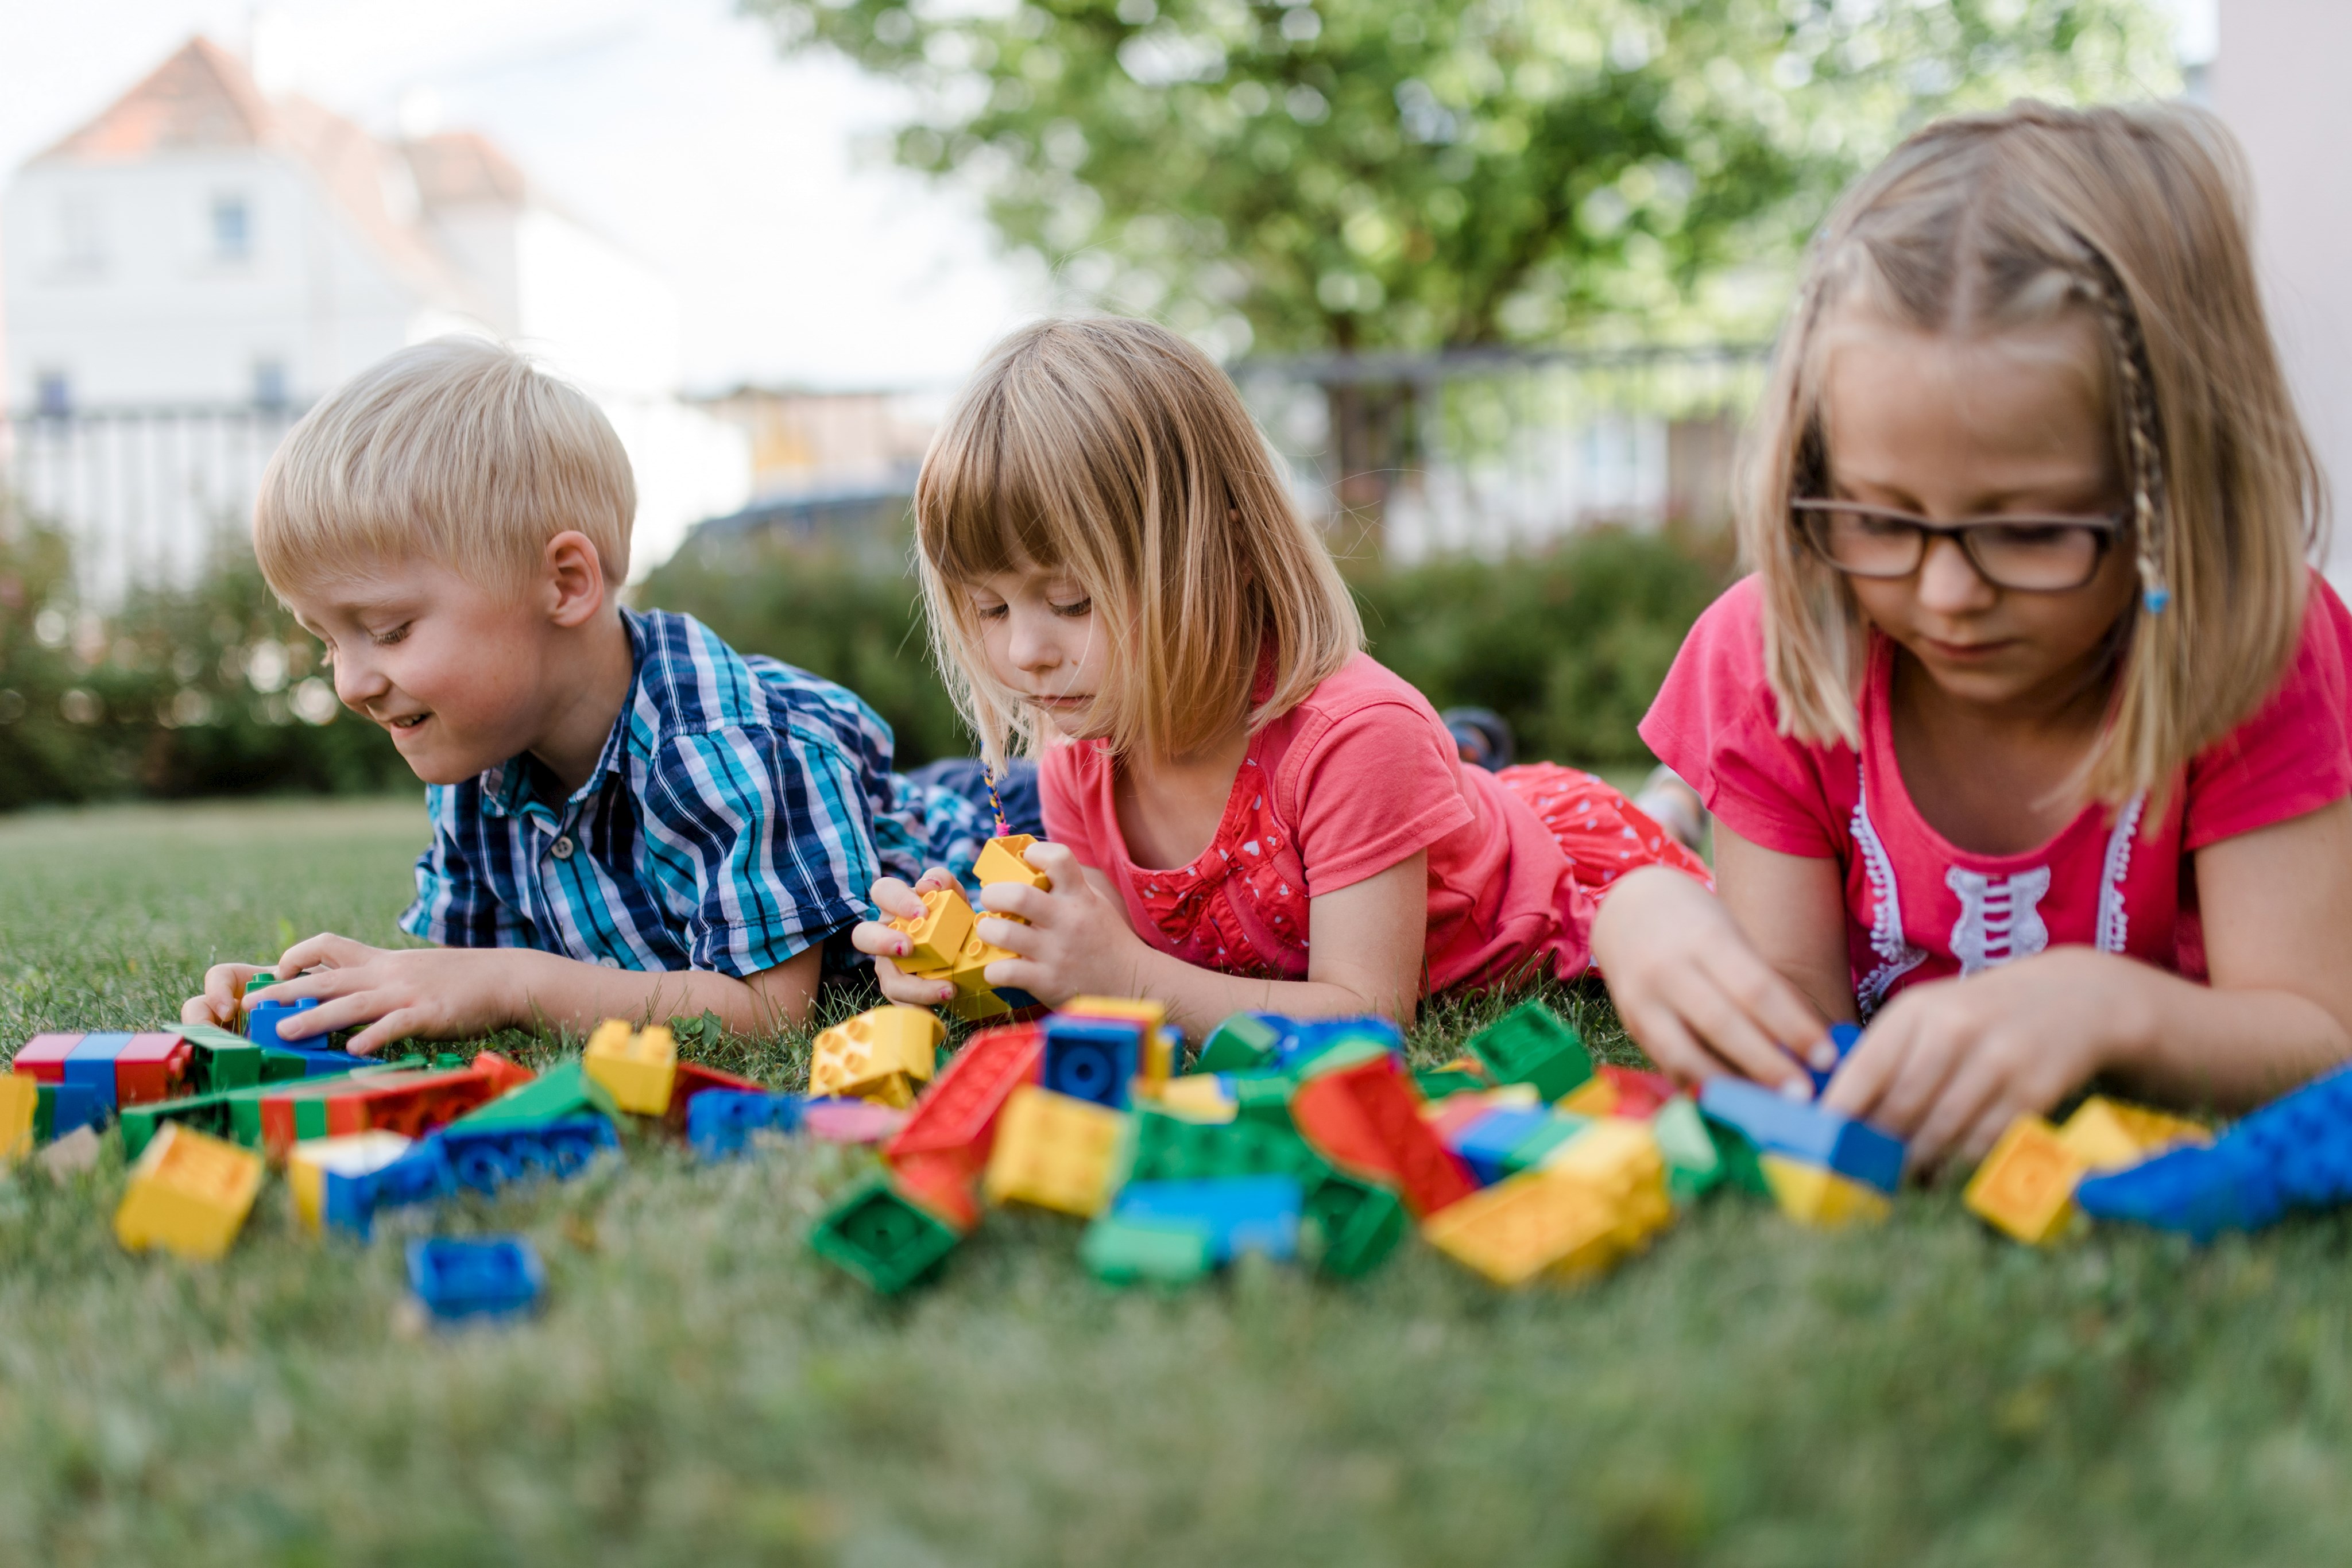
xmin=114 ymin=1124 xmax=266 ymax=1261
xmin=947 ymin=989 xmax=1014 ymax=1024
xmin=982 ymin=1086 xmax=1125 ymax=1216
xmin=2057 ymin=1097 xmax=2211 ymax=1172
xmin=1759 ymin=1155 xmax=1891 ymax=1228
xmin=1151 ymin=1075 xmax=1238 ymax=1123
xmin=1541 ymin=1118 xmax=1671 ymax=1248
xmin=810 ymin=1005 xmax=944 ymax=1104
xmin=0 ymin=1073 xmax=36 ymax=1163
xmin=944 ymin=926 xmax=1022 ymax=994
xmin=583 ymin=1020 xmax=679 ymax=1116
xmin=286 ymin=1130 xmax=413 ymax=1234
xmin=889 ymin=888 xmax=976 ymax=975
xmin=973 ymin=835 xmax=1051 ymax=891
xmin=1964 ymin=1116 xmax=2090 ymax=1244
xmin=1556 ymin=1075 xmax=1619 ymax=1118
xmin=1422 ymin=1169 xmax=1623 ymax=1286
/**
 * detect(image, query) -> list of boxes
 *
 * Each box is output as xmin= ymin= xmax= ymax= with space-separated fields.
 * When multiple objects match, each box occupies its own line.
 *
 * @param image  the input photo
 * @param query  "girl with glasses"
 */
xmin=1594 ymin=101 xmax=2352 ymax=1168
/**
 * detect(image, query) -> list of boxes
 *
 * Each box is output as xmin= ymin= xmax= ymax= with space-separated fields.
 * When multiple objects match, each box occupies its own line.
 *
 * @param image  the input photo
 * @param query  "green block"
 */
xmin=1081 ymin=1216 xmax=1216 ymax=1284
xmin=33 ymin=1082 xmax=53 ymax=1144
xmin=1229 ymin=1071 xmax=1298 ymax=1129
xmin=1501 ymin=1111 xmax=1593 ymax=1177
xmin=808 ymin=1178 xmax=962 ymax=1294
xmin=258 ymin=1050 xmax=311 ymax=1083
xmin=120 ymin=1090 xmax=242 ymax=1160
xmin=1698 ymin=1107 xmax=1774 ymax=1197
xmin=432 ymin=1053 xmax=467 ymax=1071
xmin=176 ymin=1023 xmax=262 ymax=1093
xmin=1467 ymin=1002 xmax=1593 ymax=1104
xmin=1652 ymin=1096 xmax=1724 ymax=1203
xmin=1121 ymin=1107 xmax=1325 ymax=1186
xmin=1414 ymin=1066 xmax=1487 ymax=1101
xmin=1196 ymin=1013 xmax=1283 ymax=1074
xmin=1303 ymin=1171 xmax=1407 ymax=1279
xmin=451 ymin=1060 xmax=615 ymax=1129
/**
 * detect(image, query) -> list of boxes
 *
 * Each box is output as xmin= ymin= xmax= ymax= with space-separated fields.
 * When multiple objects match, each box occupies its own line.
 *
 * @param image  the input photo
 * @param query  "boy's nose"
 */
xmin=1916 ymin=534 xmax=1998 ymax=614
xmin=332 ymin=653 xmax=390 ymax=710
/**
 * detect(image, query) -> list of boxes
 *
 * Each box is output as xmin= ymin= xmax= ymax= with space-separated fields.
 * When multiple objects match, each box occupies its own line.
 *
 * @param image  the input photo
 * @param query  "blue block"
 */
xmin=63 ymin=1032 xmax=133 ymax=1115
xmin=438 ymin=1117 xmax=617 ymax=1194
xmin=686 ymin=1089 xmax=807 ymax=1160
xmin=2076 ymin=1140 xmax=2284 ymax=1241
xmin=1112 ymin=1175 xmax=1303 ymax=1262
xmin=323 ymin=1136 xmax=455 ymax=1238
xmin=1808 ymin=1022 xmax=1864 ymax=1094
xmin=1043 ymin=1015 xmax=1140 ymax=1109
xmin=49 ymin=1081 xmax=101 ymax=1136
xmin=407 ymin=1236 xmax=546 ymax=1323
xmin=1697 ymin=1077 xmax=1905 ymax=1194
xmin=248 ymin=997 xmax=326 ymax=1050
xmin=1276 ymin=1016 xmax=1403 ymax=1070
xmin=1446 ymin=1106 xmax=1554 ymax=1186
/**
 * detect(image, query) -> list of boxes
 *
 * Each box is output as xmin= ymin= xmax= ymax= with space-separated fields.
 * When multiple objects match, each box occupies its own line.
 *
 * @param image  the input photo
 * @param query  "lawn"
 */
xmin=3 ymin=799 xmax=2350 ymax=1567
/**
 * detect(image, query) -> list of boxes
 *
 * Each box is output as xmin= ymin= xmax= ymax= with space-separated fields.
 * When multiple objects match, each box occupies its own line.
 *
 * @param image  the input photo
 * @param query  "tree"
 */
xmin=750 ymin=0 xmax=2175 ymax=522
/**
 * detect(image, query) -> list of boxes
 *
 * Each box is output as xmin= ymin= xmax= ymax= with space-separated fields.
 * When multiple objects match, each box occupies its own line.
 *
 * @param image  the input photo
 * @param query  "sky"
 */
xmin=0 ymin=0 xmax=2215 ymax=396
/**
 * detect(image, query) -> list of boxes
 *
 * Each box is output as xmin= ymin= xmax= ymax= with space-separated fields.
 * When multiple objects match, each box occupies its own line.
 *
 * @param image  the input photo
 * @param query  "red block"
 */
xmin=1598 ymin=1065 xmax=1676 ymax=1120
xmin=885 ymin=1022 xmax=1045 ymax=1177
xmin=1290 ymin=1056 xmax=1477 ymax=1217
xmin=893 ymin=1149 xmax=982 ymax=1232
xmin=473 ymin=1051 xmax=536 ymax=1097
xmin=324 ymin=1068 xmax=500 ymax=1141
xmin=114 ymin=1032 xmax=194 ymax=1106
xmin=11 ymin=1033 xmax=83 ymax=1083
xmin=662 ymin=1060 xmax=768 ymax=1137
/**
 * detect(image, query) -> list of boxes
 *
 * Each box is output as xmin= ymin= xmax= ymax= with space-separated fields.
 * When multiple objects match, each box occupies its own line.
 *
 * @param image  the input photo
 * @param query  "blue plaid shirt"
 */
xmin=401 ymin=609 xmax=996 ymax=977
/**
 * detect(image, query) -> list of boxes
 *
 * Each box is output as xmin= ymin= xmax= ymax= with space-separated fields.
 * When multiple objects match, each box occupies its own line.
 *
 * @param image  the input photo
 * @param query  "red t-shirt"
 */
xmin=1040 ymin=653 xmax=1599 ymax=992
xmin=1639 ymin=572 xmax=2352 ymax=1012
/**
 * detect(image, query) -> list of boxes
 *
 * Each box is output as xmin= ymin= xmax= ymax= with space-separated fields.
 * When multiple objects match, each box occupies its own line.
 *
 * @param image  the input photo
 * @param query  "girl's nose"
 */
xmin=1916 ymin=533 xmax=1997 ymax=613
xmin=1005 ymin=607 xmax=1062 ymax=674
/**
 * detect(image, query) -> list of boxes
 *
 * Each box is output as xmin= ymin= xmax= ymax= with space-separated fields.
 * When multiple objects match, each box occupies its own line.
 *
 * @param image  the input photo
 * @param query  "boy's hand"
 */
xmin=1591 ymin=866 xmax=1833 ymax=1098
xmin=233 ymin=933 xmax=535 ymax=1056
xmin=968 ymin=843 xmax=1156 ymax=1008
xmin=849 ymin=868 xmax=971 ymax=1008
xmin=182 ymin=962 xmax=269 ymax=1030
xmin=1823 ymin=947 xmax=2129 ymax=1168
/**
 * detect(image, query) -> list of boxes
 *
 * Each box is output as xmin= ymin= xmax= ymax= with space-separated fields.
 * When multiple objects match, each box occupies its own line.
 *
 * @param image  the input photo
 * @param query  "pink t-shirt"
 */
xmin=1639 ymin=572 xmax=2352 ymax=1012
xmin=1041 ymin=653 xmax=1599 ymax=992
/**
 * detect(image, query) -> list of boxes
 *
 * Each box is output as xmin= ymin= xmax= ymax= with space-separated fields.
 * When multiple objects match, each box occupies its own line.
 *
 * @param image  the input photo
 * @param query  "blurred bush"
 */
xmin=0 ymin=519 xmax=407 ymax=810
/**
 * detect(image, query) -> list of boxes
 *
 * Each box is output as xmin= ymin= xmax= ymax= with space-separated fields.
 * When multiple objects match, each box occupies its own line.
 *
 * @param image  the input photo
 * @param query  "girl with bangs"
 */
xmin=1597 ymin=102 xmax=2352 ymax=1166
xmin=850 ymin=316 xmax=1708 ymax=1036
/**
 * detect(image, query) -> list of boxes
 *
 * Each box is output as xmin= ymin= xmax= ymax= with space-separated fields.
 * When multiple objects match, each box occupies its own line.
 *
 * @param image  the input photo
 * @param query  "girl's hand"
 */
xmin=1823 ymin=947 xmax=2134 ymax=1168
xmin=967 ymin=842 xmax=1156 ymax=1008
xmin=238 ymin=934 xmax=538 ymax=1056
xmin=1591 ymin=865 xmax=1836 ymax=1097
xmin=849 ymin=868 xmax=971 ymax=1008
xmin=182 ymin=962 xmax=269 ymax=1030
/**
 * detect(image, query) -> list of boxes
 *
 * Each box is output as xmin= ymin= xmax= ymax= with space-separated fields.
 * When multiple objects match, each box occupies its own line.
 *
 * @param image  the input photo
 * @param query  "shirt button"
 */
xmin=598 ymin=956 xmax=621 ymax=969
xmin=551 ymin=835 xmax=575 ymax=860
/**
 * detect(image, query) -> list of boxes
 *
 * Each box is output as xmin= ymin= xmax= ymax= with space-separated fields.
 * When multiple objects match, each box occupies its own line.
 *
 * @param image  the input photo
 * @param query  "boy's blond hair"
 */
xmin=254 ymin=335 xmax=635 ymax=595
xmin=917 ymin=317 xmax=1363 ymax=764
xmin=1742 ymin=100 xmax=2324 ymax=810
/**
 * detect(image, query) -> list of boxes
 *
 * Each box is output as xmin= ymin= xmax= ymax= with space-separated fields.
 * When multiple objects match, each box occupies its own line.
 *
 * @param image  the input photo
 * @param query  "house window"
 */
xmin=212 ymin=193 xmax=251 ymax=261
xmin=253 ymin=359 xmax=288 ymax=409
xmin=35 ymin=370 xmax=71 ymax=419
xmin=58 ymin=199 xmax=103 ymax=274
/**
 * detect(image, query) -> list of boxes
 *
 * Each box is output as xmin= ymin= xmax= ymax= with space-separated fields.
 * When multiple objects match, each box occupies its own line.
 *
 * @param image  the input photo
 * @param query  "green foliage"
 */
xmin=751 ymin=0 xmax=2177 ymax=354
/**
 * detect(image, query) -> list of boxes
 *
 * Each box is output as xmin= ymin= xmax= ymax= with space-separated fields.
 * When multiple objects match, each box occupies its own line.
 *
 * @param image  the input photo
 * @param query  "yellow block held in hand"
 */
xmin=810 ymin=1005 xmax=945 ymax=1105
xmin=973 ymin=835 xmax=1051 ymax=892
xmin=1964 ymin=1116 xmax=2091 ymax=1244
xmin=114 ymin=1123 xmax=265 ymax=1261
xmin=889 ymin=888 xmax=977 ymax=975
xmin=583 ymin=1020 xmax=680 ymax=1116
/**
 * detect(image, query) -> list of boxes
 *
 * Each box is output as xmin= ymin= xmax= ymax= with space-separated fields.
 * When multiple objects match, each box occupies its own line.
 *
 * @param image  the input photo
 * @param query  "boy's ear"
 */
xmin=543 ymin=530 xmax=610 ymax=629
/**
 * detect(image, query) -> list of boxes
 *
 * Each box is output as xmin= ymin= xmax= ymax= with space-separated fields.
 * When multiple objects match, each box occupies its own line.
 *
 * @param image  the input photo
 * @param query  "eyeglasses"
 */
xmin=1790 ymin=499 xmax=2123 ymax=593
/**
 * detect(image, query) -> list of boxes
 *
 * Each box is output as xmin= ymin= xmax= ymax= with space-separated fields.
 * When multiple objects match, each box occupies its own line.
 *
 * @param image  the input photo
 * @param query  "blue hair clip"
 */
xmin=2144 ymin=587 xmax=2171 ymax=614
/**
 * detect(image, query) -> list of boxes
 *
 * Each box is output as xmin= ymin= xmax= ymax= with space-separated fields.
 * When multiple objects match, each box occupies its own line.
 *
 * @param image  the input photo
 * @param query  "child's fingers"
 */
xmin=1614 ymin=998 xmax=1720 ymax=1085
xmin=973 ymin=915 xmax=1040 ymax=957
xmin=912 ymin=866 xmax=966 ymax=896
xmin=281 ymin=991 xmax=384 ymax=1042
xmin=978 ymin=957 xmax=1054 ymax=1002
xmin=867 ymin=877 xmax=931 ymax=921
xmin=1023 ymin=842 xmax=1082 ymax=885
xmin=1902 ymin=1056 xmax=2006 ymax=1172
xmin=273 ymin=932 xmax=368 ymax=980
xmin=848 ymin=920 xmax=913 ymax=960
xmin=1672 ymin=979 xmax=1814 ymax=1095
xmin=181 ymin=993 xmax=229 ymax=1027
xmin=978 ymin=883 xmax=1050 ymax=923
xmin=345 ymin=1010 xmax=425 ymax=1056
xmin=1699 ymin=944 xmax=1836 ymax=1073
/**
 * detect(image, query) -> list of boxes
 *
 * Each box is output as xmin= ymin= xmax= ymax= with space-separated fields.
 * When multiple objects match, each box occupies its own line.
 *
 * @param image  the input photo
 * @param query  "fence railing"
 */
xmin=1232 ymin=343 xmax=1770 ymax=562
xmin=0 ymin=402 xmax=307 ymax=607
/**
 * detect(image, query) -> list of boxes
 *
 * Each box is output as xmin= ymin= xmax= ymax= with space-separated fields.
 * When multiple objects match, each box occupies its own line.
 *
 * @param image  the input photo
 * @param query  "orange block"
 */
xmin=1964 ymin=1116 xmax=2089 ymax=1244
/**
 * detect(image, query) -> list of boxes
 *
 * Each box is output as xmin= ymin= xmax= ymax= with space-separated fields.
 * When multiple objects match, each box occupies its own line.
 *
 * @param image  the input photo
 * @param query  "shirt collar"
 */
xmin=477 ymin=609 xmax=649 ymax=822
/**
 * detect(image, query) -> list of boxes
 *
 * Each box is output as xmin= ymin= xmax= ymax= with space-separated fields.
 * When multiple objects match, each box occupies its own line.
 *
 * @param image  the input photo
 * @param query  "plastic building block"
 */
xmin=891 ymin=1148 xmax=984 ymax=1231
xmin=1651 ymin=1096 xmax=1724 ymax=1203
xmin=1759 ymin=1155 xmax=1891 ymax=1227
xmin=1807 ymin=1021 xmax=1863 ymax=1093
xmin=1285 ymin=1017 xmax=1403 ymax=1079
xmin=1596 ymin=1065 xmax=1676 ymax=1120
xmin=1042 ymin=1013 xmax=1141 ymax=1109
xmin=885 ymin=1021 xmax=1045 ymax=1178
xmin=982 ymin=1085 xmax=1125 ymax=1215
xmin=973 ymin=834 xmax=1051 ymax=891
xmin=1113 ymin=1176 xmax=1303 ymax=1262
xmin=1415 ymin=1063 xmax=1490 ymax=1101
xmin=1447 ymin=1106 xmax=1555 ymax=1186
xmin=1197 ymin=1013 xmax=1286 ymax=1073
xmin=686 ymin=1089 xmax=807 ymax=1160
xmin=1698 ymin=1077 xmax=1905 ymax=1194
xmin=407 ymin=1236 xmax=546 ymax=1323
xmin=0 ymin=1073 xmax=34 ymax=1163
xmin=1152 ymin=1075 xmax=1238 ymax=1122
xmin=320 ymin=1136 xmax=455 ymax=1237
xmin=1539 ymin=1118 xmax=1674 ymax=1249
xmin=802 ymin=1098 xmax=910 ymax=1144
xmin=1120 ymin=1105 xmax=1324 ymax=1186
xmin=1301 ymin=1170 xmax=1408 ymax=1277
xmin=308 ymin=1066 xmax=502 ymax=1148
xmin=1466 ymin=1002 xmax=1594 ymax=1104
xmin=1499 ymin=1111 xmax=1590 ymax=1178
xmin=440 ymin=1116 xmax=618 ymax=1193
xmin=1289 ymin=1054 xmax=1477 ymax=1217
xmin=11 ymin=1032 xmax=83 ymax=1082
xmin=172 ymin=1022 xmax=263 ymax=1093
xmin=809 ymin=1177 xmax=964 ymax=1294
xmin=2057 ymin=1096 xmax=2210 ymax=1172
xmin=287 ymin=1131 xmax=414 ymax=1234
xmin=48 ymin=1081 xmax=101 ymax=1137
xmin=260 ymin=1043 xmax=365 ymax=1079
xmin=583 ymin=1020 xmax=678 ymax=1116
xmin=114 ymin=1032 xmax=193 ymax=1106
xmin=1064 ymin=998 xmax=1175 ymax=1081
xmin=63 ymin=1031 xmax=132 ymax=1116
xmin=247 ymin=997 xmax=327 ymax=1051
xmin=1228 ymin=1070 xmax=1299 ymax=1128
xmin=1082 ymin=1215 xmax=1217 ymax=1284
xmin=660 ymin=1060 xmax=767 ymax=1137
xmin=888 ymin=886 xmax=977 ymax=974
xmin=810 ymin=1006 xmax=943 ymax=1106
xmin=2075 ymin=1139 xmax=2280 ymax=1240
xmin=1964 ymin=1116 xmax=2089 ymax=1244
xmin=1423 ymin=1168 xmax=1624 ymax=1285
xmin=454 ymin=1060 xmax=616 ymax=1129
xmin=113 ymin=1123 xmax=266 ymax=1261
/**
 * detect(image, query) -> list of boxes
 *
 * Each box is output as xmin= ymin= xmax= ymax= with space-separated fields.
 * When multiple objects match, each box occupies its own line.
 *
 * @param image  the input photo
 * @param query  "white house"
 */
xmin=0 ymin=37 xmax=747 ymax=600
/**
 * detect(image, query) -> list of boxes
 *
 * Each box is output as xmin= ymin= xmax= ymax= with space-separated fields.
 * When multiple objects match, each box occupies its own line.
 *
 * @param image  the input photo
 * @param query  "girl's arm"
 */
xmin=1589 ymin=827 xmax=1847 ymax=1093
xmin=1828 ymin=798 xmax=2352 ymax=1163
xmin=854 ymin=843 xmax=1429 ymax=1039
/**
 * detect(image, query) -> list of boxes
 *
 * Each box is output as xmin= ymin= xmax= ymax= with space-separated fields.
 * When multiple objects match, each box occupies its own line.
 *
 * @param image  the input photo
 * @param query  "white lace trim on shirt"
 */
xmin=1851 ymin=764 xmax=1927 ymax=1017
xmin=2095 ymin=793 xmax=2146 ymax=955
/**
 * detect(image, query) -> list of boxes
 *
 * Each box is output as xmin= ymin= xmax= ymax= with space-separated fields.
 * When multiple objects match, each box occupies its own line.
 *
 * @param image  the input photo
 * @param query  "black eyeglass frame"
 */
xmin=1789 ymin=498 xmax=2127 ymax=594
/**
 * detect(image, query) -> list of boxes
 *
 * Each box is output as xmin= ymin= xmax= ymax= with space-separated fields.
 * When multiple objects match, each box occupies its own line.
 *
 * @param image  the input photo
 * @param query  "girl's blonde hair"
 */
xmin=1742 ymin=100 xmax=2324 ymax=807
xmin=916 ymin=317 xmax=1363 ymax=763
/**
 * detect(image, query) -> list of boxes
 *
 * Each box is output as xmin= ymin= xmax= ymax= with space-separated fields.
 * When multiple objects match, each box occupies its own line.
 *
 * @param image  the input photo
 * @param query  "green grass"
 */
xmin=5 ymin=800 xmax=2351 ymax=1566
